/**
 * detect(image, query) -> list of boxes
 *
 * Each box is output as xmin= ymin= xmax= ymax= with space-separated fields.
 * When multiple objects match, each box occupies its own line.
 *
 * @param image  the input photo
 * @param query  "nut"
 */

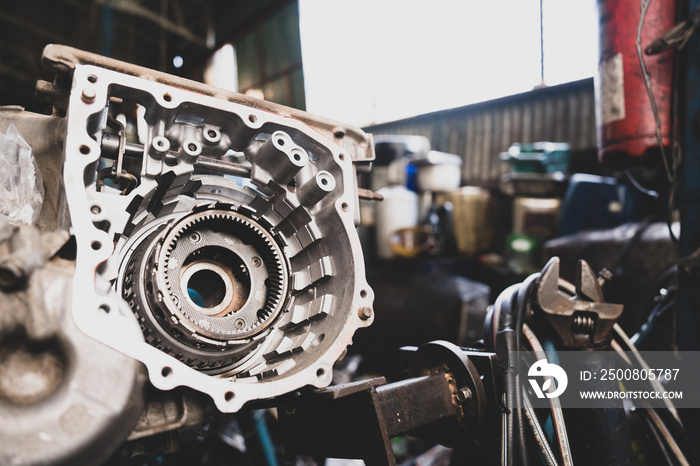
xmin=456 ymin=387 xmax=472 ymax=403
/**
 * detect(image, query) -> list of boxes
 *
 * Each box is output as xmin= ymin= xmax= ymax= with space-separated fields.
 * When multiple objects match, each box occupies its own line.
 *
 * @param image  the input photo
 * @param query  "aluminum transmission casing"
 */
xmin=52 ymin=45 xmax=375 ymax=412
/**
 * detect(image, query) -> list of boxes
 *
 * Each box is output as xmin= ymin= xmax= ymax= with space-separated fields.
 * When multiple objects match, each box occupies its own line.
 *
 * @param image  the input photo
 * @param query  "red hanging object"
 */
xmin=596 ymin=0 xmax=675 ymax=168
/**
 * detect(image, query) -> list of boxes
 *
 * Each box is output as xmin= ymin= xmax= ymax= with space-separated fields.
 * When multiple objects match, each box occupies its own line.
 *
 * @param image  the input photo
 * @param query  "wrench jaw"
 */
xmin=534 ymin=257 xmax=624 ymax=349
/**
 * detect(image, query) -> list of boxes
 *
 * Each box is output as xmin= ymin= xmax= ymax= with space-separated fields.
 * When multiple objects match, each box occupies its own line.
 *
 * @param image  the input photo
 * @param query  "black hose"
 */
xmin=496 ymin=286 xmax=517 ymax=466
xmin=513 ymin=274 xmax=538 ymax=466
xmin=495 ymin=275 xmax=539 ymax=466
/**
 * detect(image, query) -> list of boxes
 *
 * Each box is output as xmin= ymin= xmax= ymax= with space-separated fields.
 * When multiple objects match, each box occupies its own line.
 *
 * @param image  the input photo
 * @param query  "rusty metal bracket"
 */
xmin=278 ymin=341 xmax=498 ymax=465
xmin=278 ymin=376 xmax=457 ymax=465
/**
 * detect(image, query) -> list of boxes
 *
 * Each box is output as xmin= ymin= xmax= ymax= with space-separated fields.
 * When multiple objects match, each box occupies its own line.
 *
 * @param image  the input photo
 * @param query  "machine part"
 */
xmin=596 ymin=0 xmax=675 ymax=168
xmin=35 ymin=45 xmax=375 ymax=412
xmin=126 ymin=388 xmax=216 ymax=441
xmin=40 ymin=45 xmax=374 ymax=163
xmin=534 ymin=257 xmax=624 ymax=348
xmin=0 ymin=226 xmax=145 ymax=466
xmin=279 ymin=376 xmax=456 ymax=465
xmin=279 ymin=341 xmax=497 ymax=466
xmin=398 ymin=340 xmax=498 ymax=449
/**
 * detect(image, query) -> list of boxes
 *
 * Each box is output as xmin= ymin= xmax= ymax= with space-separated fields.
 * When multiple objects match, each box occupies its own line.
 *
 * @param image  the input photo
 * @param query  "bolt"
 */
xmin=234 ymin=318 xmax=246 ymax=329
xmin=456 ymin=387 xmax=472 ymax=403
xmin=251 ymin=256 xmax=262 ymax=267
xmin=358 ymin=307 xmax=373 ymax=320
xmin=81 ymin=88 xmax=96 ymax=104
xmin=189 ymin=232 xmax=201 ymax=243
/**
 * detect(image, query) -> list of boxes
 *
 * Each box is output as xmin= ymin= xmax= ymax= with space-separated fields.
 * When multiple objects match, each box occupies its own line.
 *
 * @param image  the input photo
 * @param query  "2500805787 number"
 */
xmin=599 ymin=368 xmax=679 ymax=381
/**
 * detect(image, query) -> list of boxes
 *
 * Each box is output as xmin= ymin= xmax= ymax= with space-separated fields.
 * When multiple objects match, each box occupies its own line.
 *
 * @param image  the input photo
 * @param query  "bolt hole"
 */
xmin=341 ymin=202 xmax=349 ymax=211
xmin=293 ymin=152 xmax=301 ymax=162
xmin=80 ymin=145 xmax=90 ymax=155
xmin=339 ymin=154 xmax=345 ymax=161
xmin=320 ymin=177 xmax=328 ymax=186
xmin=99 ymin=304 xmax=110 ymax=313
xmin=360 ymin=289 xmax=367 ymax=298
xmin=161 ymin=367 xmax=173 ymax=377
xmin=225 ymin=391 xmax=235 ymax=401
xmin=248 ymin=114 xmax=257 ymax=123
xmin=163 ymin=93 xmax=172 ymax=102
xmin=277 ymin=139 xmax=285 ymax=146
xmin=87 ymin=74 xmax=97 ymax=83
xmin=91 ymin=241 xmax=102 ymax=250
xmin=208 ymin=130 xmax=217 ymax=138
xmin=188 ymin=143 xmax=198 ymax=152
xmin=312 ymin=334 xmax=325 ymax=347
xmin=90 ymin=205 xmax=101 ymax=215
xmin=316 ymin=368 xmax=325 ymax=378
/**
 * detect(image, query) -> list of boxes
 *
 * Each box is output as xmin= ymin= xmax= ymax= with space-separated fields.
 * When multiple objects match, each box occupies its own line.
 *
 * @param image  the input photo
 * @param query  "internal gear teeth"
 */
xmin=124 ymin=207 xmax=288 ymax=372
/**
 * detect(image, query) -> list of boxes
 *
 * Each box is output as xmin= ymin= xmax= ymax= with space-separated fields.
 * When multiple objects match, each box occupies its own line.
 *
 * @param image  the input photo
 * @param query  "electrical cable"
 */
xmin=637 ymin=0 xmax=675 ymax=184
xmin=613 ymin=324 xmax=691 ymax=464
xmin=646 ymin=406 xmax=691 ymax=466
xmin=253 ymin=410 xmax=279 ymax=466
xmin=637 ymin=265 xmax=678 ymax=319
xmin=612 ymin=325 xmax=699 ymax=465
xmin=612 ymin=218 xmax=654 ymax=273
xmin=513 ymin=274 xmax=539 ymax=466
xmin=522 ymin=324 xmax=573 ymax=466
xmin=630 ymin=297 xmax=676 ymax=347
xmin=643 ymin=405 xmax=678 ymax=466
xmin=612 ymin=323 xmax=680 ymax=422
xmin=624 ymin=168 xmax=660 ymax=199
xmin=522 ymin=387 xmax=560 ymax=466
xmin=501 ymin=410 xmax=509 ymax=466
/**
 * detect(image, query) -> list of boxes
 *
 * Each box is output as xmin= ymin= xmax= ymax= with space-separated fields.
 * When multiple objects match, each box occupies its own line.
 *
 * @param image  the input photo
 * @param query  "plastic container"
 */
xmin=500 ymin=142 xmax=570 ymax=174
xmin=375 ymin=185 xmax=419 ymax=259
xmin=448 ymin=187 xmax=493 ymax=256
xmin=410 ymin=150 xmax=462 ymax=192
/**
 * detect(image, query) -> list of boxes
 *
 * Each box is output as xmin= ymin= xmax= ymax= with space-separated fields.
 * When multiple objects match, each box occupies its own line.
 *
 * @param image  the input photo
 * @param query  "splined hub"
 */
xmin=124 ymin=208 xmax=288 ymax=372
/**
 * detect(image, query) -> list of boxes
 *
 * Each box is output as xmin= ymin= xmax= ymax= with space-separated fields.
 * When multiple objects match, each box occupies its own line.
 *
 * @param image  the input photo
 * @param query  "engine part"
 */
xmin=39 ymin=45 xmax=374 ymax=412
xmin=278 ymin=340 xmax=498 ymax=466
xmin=0 ymin=226 xmax=144 ymax=466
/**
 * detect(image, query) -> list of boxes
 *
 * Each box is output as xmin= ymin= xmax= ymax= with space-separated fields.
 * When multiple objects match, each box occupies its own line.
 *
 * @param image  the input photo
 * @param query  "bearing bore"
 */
xmin=122 ymin=209 xmax=288 ymax=372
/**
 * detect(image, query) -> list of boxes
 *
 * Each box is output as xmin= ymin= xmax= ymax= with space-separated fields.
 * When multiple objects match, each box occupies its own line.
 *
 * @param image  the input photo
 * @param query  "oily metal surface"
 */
xmin=0 ymin=227 xmax=144 ymax=466
xmin=56 ymin=47 xmax=374 ymax=412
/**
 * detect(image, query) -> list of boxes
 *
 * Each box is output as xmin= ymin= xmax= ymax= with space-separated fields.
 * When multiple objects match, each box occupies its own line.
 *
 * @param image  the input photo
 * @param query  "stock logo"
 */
xmin=528 ymin=359 xmax=568 ymax=399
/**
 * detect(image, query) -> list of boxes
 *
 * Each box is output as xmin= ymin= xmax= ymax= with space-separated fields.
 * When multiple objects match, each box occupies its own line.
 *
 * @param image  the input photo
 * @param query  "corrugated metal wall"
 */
xmin=234 ymin=0 xmax=305 ymax=109
xmin=364 ymin=78 xmax=596 ymax=186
